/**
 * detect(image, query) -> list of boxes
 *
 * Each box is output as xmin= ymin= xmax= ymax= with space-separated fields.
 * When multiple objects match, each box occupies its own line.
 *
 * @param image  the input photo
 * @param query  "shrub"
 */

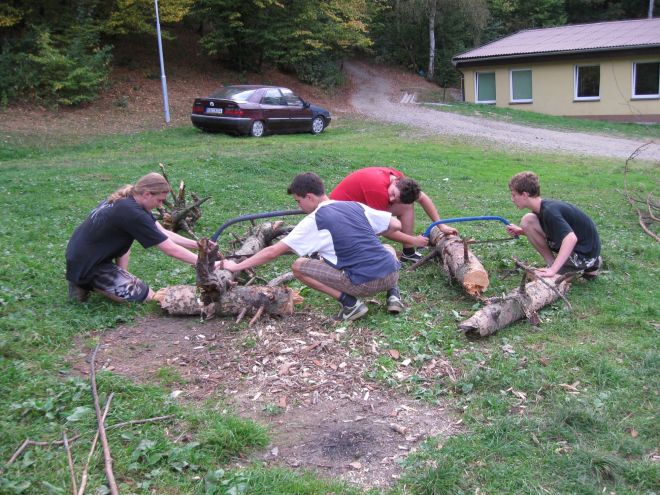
xmin=292 ymin=57 xmax=345 ymax=89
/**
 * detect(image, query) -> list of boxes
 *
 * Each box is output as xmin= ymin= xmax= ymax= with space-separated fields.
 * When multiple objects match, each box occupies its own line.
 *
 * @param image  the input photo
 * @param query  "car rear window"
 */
xmin=210 ymin=87 xmax=257 ymax=101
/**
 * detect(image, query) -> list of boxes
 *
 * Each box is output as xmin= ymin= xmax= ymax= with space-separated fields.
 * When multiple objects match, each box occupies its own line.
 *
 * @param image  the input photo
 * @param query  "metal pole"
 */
xmin=154 ymin=0 xmax=171 ymax=123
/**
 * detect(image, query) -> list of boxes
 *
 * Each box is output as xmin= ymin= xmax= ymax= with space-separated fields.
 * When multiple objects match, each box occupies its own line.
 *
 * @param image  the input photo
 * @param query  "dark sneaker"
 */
xmin=336 ymin=300 xmax=368 ymax=321
xmin=400 ymin=251 xmax=423 ymax=263
xmin=387 ymin=294 xmax=404 ymax=314
xmin=583 ymin=256 xmax=603 ymax=279
xmin=68 ymin=281 xmax=90 ymax=302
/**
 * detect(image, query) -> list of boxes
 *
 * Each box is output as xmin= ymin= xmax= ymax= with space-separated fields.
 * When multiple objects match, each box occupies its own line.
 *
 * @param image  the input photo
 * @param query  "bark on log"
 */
xmin=155 ymin=221 xmax=301 ymax=319
xmin=154 ymin=284 xmax=298 ymax=318
xmin=429 ymin=227 xmax=489 ymax=297
xmin=458 ymin=275 xmax=571 ymax=336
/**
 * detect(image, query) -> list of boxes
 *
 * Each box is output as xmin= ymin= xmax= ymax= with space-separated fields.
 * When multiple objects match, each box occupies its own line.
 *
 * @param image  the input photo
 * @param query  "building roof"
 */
xmin=453 ymin=18 xmax=660 ymax=65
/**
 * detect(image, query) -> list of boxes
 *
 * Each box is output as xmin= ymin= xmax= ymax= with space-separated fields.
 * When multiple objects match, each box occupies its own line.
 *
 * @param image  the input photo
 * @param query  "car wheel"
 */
xmin=311 ymin=116 xmax=325 ymax=135
xmin=250 ymin=120 xmax=265 ymax=137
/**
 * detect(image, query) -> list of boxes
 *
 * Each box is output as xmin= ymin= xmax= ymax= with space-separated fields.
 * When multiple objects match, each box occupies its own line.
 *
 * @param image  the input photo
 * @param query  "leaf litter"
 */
xmin=70 ymin=311 xmax=463 ymax=489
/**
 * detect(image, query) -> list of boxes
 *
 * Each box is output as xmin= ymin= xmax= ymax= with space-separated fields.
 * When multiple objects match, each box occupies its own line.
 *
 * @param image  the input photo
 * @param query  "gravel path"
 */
xmin=344 ymin=60 xmax=660 ymax=161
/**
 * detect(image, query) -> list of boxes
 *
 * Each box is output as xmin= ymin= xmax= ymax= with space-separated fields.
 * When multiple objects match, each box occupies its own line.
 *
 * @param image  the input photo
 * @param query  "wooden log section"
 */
xmin=458 ymin=275 xmax=570 ymax=336
xmin=429 ymin=227 xmax=489 ymax=297
xmin=154 ymin=221 xmax=301 ymax=321
xmin=154 ymin=284 xmax=299 ymax=318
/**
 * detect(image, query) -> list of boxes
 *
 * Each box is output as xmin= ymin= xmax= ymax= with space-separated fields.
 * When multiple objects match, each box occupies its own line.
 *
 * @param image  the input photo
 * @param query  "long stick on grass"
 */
xmin=78 ymin=393 xmax=114 ymax=495
xmin=63 ymin=431 xmax=78 ymax=495
xmin=89 ymin=343 xmax=119 ymax=495
xmin=4 ymin=435 xmax=82 ymax=469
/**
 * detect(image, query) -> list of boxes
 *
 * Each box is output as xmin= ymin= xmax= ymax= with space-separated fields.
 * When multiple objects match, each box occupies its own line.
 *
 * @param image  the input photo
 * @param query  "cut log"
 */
xmin=429 ymin=227 xmax=489 ymax=297
xmin=155 ymin=221 xmax=301 ymax=321
xmin=458 ymin=275 xmax=571 ymax=336
xmin=153 ymin=284 xmax=299 ymax=318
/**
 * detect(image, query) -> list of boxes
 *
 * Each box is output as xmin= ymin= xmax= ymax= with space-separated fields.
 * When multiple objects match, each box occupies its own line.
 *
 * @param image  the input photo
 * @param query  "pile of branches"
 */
xmin=623 ymin=144 xmax=659 ymax=242
xmin=155 ymin=163 xmax=211 ymax=238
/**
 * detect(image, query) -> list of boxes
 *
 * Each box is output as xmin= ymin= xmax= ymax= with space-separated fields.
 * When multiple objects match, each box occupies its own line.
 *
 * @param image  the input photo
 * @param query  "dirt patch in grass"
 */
xmin=70 ymin=311 xmax=462 ymax=489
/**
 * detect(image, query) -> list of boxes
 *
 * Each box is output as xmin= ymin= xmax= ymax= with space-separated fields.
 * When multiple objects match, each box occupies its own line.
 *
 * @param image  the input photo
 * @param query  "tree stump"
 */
xmin=429 ymin=227 xmax=489 ymax=297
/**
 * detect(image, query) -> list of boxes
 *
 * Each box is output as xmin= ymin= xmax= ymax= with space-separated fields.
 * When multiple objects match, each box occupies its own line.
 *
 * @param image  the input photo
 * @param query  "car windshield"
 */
xmin=210 ymin=87 xmax=257 ymax=101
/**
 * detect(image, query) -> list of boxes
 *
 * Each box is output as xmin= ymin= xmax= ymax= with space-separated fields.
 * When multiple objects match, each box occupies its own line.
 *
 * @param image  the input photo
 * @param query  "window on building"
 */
xmin=575 ymin=65 xmax=600 ymax=100
xmin=633 ymin=62 xmax=660 ymax=98
xmin=476 ymin=72 xmax=496 ymax=103
xmin=510 ymin=69 xmax=532 ymax=103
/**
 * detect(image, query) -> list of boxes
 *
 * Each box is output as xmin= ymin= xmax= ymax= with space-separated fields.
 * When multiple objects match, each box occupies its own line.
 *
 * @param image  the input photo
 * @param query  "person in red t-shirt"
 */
xmin=330 ymin=167 xmax=458 ymax=262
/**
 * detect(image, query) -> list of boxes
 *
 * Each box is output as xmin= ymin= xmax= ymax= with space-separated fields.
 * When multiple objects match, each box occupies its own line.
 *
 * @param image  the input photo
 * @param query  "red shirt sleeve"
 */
xmin=329 ymin=167 xmax=403 ymax=211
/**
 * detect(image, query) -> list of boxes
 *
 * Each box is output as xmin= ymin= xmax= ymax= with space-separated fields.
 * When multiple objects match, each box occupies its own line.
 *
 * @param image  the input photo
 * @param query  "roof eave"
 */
xmin=452 ymin=44 xmax=660 ymax=68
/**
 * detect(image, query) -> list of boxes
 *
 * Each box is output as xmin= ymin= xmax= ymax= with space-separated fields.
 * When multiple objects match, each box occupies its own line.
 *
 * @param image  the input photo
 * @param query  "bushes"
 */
xmin=0 ymin=26 xmax=111 ymax=107
xmin=292 ymin=57 xmax=345 ymax=89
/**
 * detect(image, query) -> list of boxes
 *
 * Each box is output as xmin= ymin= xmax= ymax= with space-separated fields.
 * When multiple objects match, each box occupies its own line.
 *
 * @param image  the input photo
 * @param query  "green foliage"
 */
xmin=26 ymin=29 xmax=112 ymax=106
xmin=0 ymin=7 xmax=111 ymax=107
xmin=193 ymin=0 xmax=371 ymax=86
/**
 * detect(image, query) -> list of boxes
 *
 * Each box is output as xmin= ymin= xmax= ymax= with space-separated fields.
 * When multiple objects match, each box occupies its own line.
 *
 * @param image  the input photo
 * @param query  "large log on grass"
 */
xmin=155 ymin=221 xmax=300 ymax=320
xmin=429 ymin=227 xmax=489 ymax=297
xmin=458 ymin=275 xmax=571 ymax=336
xmin=154 ymin=284 xmax=298 ymax=318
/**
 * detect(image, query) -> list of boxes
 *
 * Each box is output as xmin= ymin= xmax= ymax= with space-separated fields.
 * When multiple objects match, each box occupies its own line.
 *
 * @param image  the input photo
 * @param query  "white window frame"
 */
xmin=574 ymin=65 xmax=600 ymax=101
xmin=509 ymin=68 xmax=533 ymax=103
xmin=475 ymin=72 xmax=496 ymax=104
xmin=632 ymin=61 xmax=660 ymax=99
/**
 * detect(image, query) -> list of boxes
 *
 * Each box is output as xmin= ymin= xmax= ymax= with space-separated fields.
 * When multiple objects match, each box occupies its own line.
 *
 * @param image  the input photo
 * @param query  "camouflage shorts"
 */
xmin=69 ymin=263 xmax=149 ymax=303
xmin=559 ymin=253 xmax=602 ymax=274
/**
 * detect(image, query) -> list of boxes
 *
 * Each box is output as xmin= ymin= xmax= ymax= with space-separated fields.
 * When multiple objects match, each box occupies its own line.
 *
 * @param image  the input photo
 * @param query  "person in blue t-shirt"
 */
xmin=66 ymin=173 xmax=220 ymax=303
xmin=506 ymin=171 xmax=601 ymax=278
xmin=222 ymin=172 xmax=403 ymax=321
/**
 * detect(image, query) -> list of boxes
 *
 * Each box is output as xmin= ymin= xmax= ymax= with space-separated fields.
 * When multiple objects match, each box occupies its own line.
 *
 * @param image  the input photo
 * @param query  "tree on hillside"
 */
xmin=371 ymin=0 xmax=488 ymax=86
xmin=0 ymin=0 xmax=195 ymax=106
xmin=190 ymin=0 xmax=373 ymax=87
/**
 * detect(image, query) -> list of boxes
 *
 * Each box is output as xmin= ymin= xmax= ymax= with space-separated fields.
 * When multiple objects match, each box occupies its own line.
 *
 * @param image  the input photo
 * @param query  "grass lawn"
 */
xmin=0 ymin=117 xmax=658 ymax=494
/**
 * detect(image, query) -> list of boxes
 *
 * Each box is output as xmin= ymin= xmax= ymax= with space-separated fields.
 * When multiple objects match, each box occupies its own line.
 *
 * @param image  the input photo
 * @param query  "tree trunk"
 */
xmin=429 ymin=227 xmax=489 ymax=297
xmin=458 ymin=275 xmax=570 ymax=336
xmin=427 ymin=0 xmax=437 ymax=80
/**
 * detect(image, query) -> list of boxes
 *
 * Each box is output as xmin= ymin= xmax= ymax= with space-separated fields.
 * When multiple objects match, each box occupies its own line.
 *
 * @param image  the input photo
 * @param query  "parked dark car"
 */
xmin=191 ymin=85 xmax=331 ymax=137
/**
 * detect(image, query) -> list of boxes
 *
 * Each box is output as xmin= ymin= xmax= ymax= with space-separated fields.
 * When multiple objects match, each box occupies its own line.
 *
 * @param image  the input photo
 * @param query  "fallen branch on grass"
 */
xmin=622 ymin=143 xmax=659 ymax=243
xmin=90 ymin=343 xmax=118 ymax=495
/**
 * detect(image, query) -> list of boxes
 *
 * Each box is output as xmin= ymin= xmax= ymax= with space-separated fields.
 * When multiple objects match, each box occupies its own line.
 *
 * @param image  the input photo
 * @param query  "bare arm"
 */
xmin=156 ymin=222 xmax=199 ymax=250
xmin=223 ymin=241 xmax=292 ymax=272
xmin=418 ymin=192 xmax=457 ymax=235
xmin=156 ymin=238 xmax=199 ymax=265
xmin=383 ymin=230 xmax=429 ymax=248
xmin=536 ymin=232 xmax=578 ymax=277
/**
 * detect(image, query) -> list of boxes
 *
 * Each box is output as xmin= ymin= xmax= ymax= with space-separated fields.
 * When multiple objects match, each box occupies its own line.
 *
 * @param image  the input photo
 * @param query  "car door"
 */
xmin=260 ymin=88 xmax=289 ymax=132
xmin=282 ymin=88 xmax=313 ymax=132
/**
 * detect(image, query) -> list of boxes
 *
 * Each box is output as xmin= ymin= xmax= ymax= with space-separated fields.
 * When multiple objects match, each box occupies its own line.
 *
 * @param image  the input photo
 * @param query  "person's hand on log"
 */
xmin=411 ymin=235 xmax=430 ymax=248
xmin=506 ymin=223 xmax=524 ymax=237
xmin=534 ymin=267 xmax=558 ymax=278
xmin=220 ymin=259 xmax=240 ymax=272
xmin=439 ymin=225 xmax=458 ymax=236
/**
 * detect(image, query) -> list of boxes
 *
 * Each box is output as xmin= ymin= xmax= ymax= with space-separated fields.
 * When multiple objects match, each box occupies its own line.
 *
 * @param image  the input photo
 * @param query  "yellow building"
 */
xmin=452 ymin=18 xmax=660 ymax=122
